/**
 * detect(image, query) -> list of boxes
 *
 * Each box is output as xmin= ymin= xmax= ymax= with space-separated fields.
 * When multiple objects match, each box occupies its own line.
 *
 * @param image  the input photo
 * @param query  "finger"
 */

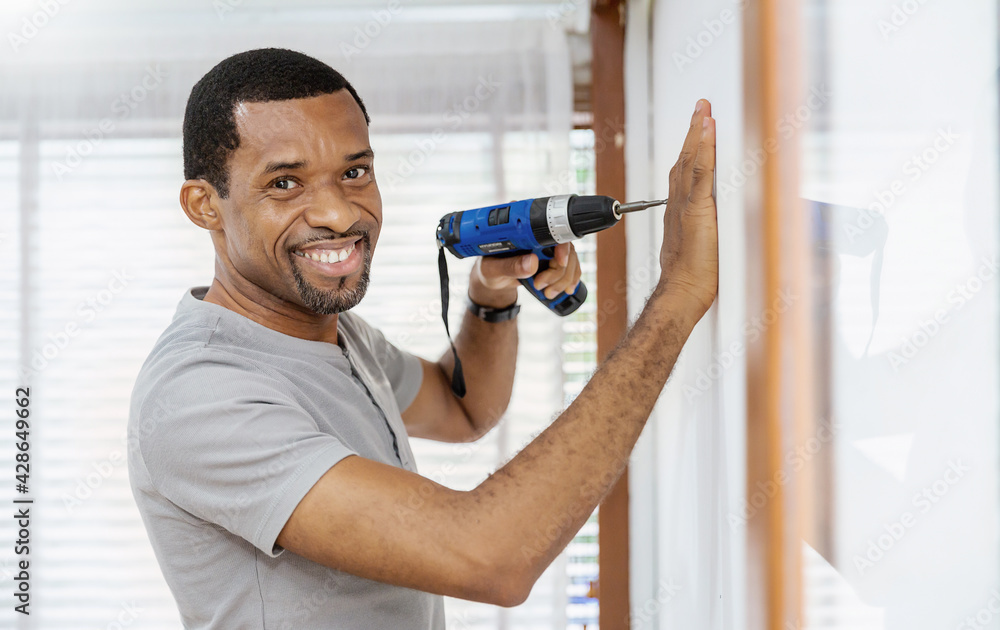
xmin=568 ymin=260 xmax=583 ymax=295
xmin=553 ymin=242 xmax=571 ymax=267
xmin=543 ymin=250 xmax=581 ymax=299
xmin=689 ymin=117 xmax=717 ymax=205
xmin=564 ymin=254 xmax=583 ymax=295
xmin=534 ymin=260 xmax=566 ymax=291
xmin=479 ymin=252 xmax=538 ymax=281
xmin=673 ymin=99 xmax=712 ymax=199
xmin=535 ymin=243 xmax=576 ymax=289
xmin=533 ymin=257 xmax=569 ymax=290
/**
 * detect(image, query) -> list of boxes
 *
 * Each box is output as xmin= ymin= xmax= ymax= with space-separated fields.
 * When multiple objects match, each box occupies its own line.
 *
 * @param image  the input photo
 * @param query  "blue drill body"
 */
xmin=439 ymin=198 xmax=540 ymax=258
xmin=436 ymin=194 xmax=622 ymax=316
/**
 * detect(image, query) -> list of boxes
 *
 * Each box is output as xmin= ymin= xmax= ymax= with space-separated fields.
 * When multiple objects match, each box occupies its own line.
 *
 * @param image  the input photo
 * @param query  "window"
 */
xmin=799 ymin=1 xmax=1000 ymax=628
xmin=1 ymin=6 xmax=588 ymax=626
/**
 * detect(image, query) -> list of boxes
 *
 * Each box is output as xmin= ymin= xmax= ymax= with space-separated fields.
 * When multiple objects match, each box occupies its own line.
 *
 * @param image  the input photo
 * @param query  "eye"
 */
xmin=344 ymin=166 xmax=371 ymax=181
xmin=273 ymin=177 xmax=300 ymax=190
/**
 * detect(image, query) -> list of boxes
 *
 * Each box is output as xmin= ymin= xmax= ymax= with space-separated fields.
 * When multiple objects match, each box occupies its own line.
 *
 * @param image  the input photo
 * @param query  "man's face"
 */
xmin=214 ymin=90 xmax=380 ymax=315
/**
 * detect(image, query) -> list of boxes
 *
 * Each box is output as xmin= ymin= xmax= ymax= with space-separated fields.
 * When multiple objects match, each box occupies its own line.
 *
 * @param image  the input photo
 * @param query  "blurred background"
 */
xmin=0 ymin=0 xmax=996 ymax=629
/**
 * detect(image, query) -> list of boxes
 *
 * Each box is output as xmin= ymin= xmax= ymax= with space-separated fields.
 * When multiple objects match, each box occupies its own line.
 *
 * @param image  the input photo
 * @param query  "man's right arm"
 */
xmin=276 ymin=100 xmax=718 ymax=607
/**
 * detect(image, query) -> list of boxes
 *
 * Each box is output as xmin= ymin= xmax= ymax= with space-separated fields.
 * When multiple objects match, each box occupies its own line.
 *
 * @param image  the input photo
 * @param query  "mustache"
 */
xmin=290 ymin=227 xmax=373 ymax=251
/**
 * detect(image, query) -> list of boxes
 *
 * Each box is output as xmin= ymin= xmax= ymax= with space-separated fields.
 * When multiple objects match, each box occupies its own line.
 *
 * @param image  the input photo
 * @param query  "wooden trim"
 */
xmin=592 ymin=0 xmax=630 ymax=628
xmin=743 ymin=0 xmax=811 ymax=628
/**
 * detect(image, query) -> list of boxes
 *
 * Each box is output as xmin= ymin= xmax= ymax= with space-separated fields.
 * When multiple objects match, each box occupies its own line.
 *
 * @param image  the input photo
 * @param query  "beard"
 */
xmin=289 ymin=234 xmax=372 ymax=315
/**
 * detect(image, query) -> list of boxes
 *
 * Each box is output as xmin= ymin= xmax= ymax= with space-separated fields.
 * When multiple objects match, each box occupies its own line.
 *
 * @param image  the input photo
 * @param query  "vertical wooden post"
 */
xmin=743 ymin=0 xmax=811 ymax=628
xmin=592 ymin=1 xmax=630 ymax=628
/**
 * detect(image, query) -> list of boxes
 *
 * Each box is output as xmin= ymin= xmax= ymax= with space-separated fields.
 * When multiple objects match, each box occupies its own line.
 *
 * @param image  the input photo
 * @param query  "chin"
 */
xmin=289 ymin=253 xmax=372 ymax=315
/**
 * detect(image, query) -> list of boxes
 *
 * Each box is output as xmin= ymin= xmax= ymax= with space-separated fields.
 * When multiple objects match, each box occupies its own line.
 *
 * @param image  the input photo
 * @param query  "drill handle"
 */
xmin=518 ymin=248 xmax=588 ymax=317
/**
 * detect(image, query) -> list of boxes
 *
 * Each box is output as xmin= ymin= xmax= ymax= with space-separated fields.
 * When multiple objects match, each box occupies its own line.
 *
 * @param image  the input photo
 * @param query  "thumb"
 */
xmin=478 ymin=252 xmax=538 ymax=282
xmin=512 ymin=252 xmax=538 ymax=278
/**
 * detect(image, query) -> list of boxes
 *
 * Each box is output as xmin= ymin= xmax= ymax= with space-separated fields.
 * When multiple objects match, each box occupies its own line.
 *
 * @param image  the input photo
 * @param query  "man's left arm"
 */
xmin=402 ymin=243 xmax=581 ymax=442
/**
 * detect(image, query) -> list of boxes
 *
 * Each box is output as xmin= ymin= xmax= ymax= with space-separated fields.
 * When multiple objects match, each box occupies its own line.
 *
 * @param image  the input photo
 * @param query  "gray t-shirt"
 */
xmin=127 ymin=286 xmax=445 ymax=629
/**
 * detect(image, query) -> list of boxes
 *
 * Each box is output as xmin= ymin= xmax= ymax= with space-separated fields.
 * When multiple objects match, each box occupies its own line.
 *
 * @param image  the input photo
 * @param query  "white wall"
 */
xmin=625 ymin=0 xmax=747 ymax=628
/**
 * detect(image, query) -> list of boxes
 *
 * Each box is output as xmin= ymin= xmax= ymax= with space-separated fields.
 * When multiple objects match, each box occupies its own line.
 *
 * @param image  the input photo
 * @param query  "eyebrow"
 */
xmin=261 ymin=160 xmax=307 ymax=176
xmin=345 ymin=149 xmax=374 ymax=162
xmin=259 ymin=149 xmax=374 ymax=177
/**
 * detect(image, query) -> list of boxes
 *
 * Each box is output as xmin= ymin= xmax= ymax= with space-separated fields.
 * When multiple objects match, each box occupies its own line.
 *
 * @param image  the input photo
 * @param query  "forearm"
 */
xmin=466 ymin=284 xmax=702 ymax=584
xmin=437 ymin=282 xmax=519 ymax=435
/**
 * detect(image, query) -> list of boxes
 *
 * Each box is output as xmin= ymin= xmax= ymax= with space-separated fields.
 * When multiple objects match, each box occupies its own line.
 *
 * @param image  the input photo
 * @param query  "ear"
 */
xmin=180 ymin=179 xmax=224 ymax=230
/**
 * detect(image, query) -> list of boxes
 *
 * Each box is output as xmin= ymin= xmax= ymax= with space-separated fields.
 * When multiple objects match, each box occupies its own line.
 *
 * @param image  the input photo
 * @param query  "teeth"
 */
xmin=297 ymin=242 xmax=356 ymax=264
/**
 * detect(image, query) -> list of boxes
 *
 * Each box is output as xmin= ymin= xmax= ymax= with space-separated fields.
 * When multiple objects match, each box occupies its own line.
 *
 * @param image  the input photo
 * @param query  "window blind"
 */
xmin=0 ymin=5 xmax=595 ymax=627
xmin=0 ymin=120 xmax=596 ymax=630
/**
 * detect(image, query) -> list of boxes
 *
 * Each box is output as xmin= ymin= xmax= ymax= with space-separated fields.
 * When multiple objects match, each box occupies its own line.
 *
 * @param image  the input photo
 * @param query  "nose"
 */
xmin=302 ymin=183 xmax=361 ymax=234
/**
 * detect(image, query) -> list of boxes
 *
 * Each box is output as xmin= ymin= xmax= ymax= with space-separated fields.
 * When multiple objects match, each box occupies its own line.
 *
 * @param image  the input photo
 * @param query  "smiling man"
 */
xmin=128 ymin=48 xmax=718 ymax=629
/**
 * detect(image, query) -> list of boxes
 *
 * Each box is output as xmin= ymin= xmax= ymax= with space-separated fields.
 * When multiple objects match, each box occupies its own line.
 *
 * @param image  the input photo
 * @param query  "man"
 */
xmin=128 ymin=48 xmax=717 ymax=629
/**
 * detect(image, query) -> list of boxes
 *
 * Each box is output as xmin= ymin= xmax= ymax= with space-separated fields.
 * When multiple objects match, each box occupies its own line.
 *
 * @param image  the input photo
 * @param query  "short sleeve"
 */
xmin=346 ymin=315 xmax=424 ymax=412
xmin=136 ymin=350 xmax=357 ymax=557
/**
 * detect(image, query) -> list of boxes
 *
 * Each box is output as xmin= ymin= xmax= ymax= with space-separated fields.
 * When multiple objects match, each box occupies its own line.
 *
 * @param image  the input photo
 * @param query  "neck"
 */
xmin=202 ymin=273 xmax=341 ymax=346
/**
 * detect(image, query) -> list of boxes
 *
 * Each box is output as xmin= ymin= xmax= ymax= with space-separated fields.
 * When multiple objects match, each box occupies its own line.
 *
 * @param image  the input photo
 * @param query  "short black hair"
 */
xmin=182 ymin=48 xmax=370 ymax=198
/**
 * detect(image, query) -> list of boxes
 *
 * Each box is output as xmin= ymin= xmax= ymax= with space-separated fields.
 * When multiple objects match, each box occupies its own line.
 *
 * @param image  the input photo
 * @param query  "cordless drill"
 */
xmin=436 ymin=194 xmax=665 ymax=316
xmin=434 ymin=193 xmax=665 ymax=398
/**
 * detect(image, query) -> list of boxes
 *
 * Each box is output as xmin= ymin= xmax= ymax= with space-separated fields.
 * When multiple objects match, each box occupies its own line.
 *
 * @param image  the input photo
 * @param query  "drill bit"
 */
xmin=617 ymin=198 xmax=668 ymax=214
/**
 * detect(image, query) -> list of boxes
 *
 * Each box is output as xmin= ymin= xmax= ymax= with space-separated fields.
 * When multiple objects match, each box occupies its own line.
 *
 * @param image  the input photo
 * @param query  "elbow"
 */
xmin=465 ymin=554 xmax=535 ymax=608
xmin=457 ymin=419 xmax=492 ymax=443
xmin=457 ymin=401 xmax=511 ymax=443
xmin=492 ymin=560 xmax=534 ymax=608
xmin=452 ymin=407 xmax=498 ymax=443
xmin=495 ymin=579 xmax=532 ymax=608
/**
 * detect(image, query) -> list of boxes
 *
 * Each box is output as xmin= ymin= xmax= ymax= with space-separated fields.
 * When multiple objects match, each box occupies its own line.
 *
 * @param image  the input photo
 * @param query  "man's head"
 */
xmin=181 ymin=48 xmax=379 ymax=316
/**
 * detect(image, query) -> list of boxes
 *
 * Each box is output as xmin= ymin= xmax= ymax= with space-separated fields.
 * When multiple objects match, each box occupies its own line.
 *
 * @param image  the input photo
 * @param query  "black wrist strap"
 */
xmin=437 ymin=247 xmax=466 ymax=398
xmin=467 ymin=296 xmax=521 ymax=322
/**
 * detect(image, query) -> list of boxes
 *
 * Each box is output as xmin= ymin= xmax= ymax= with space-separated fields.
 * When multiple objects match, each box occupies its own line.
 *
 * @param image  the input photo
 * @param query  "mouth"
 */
xmin=291 ymin=237 xmax=363 ymax=278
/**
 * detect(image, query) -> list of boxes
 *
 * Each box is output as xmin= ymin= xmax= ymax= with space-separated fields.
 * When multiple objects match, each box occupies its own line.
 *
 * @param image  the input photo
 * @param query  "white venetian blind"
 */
xmin=0 ymin=1 xmax=598 ymax=628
